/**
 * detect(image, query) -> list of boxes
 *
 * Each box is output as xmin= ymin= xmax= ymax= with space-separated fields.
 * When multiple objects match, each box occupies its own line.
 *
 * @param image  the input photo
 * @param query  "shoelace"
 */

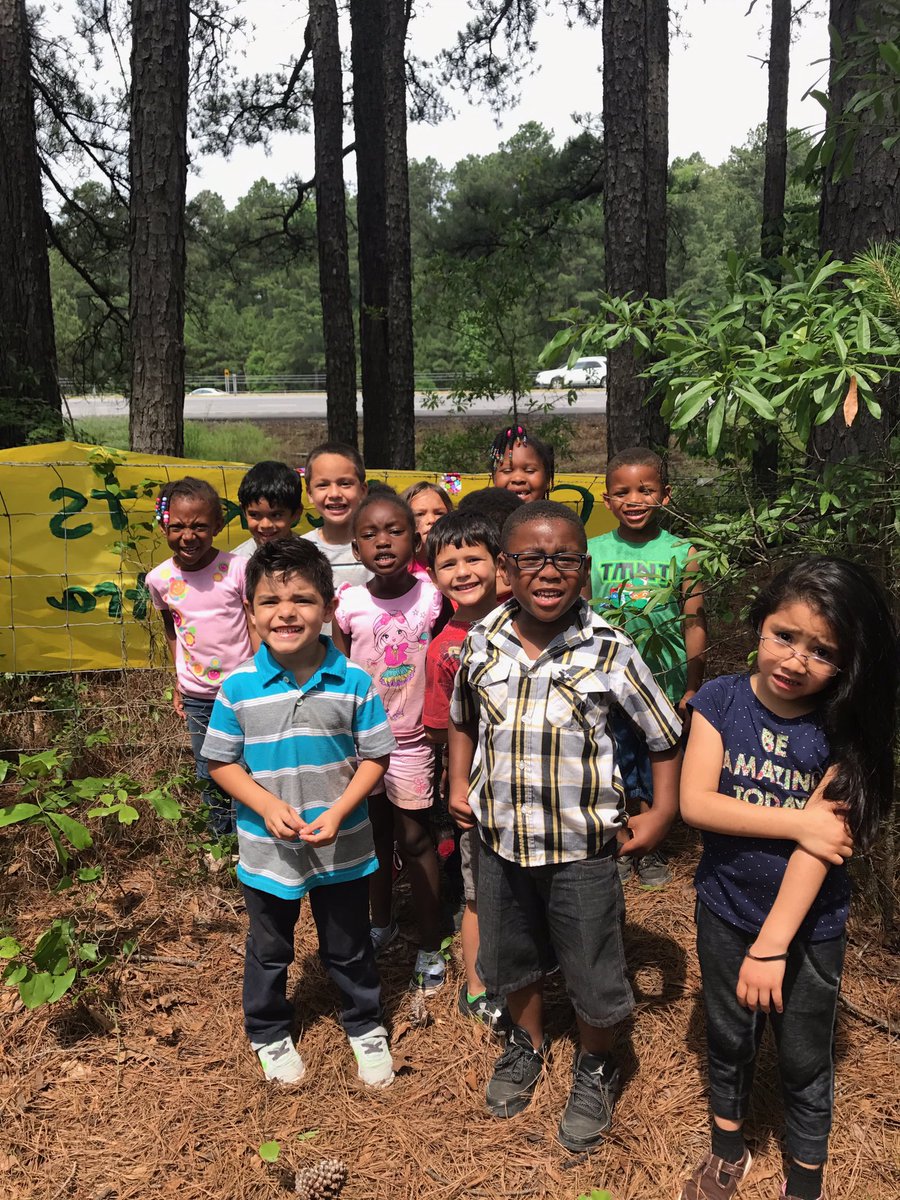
xmin=568 ymin=1063 xmax=614 ymax=1118
xmin=496 ymin=1040 xmax=539 ymax=1083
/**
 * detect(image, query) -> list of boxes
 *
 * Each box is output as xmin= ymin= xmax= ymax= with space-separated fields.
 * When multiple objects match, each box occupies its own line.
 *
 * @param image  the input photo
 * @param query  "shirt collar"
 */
xmin=485 ymin=596 xmax=597 ymax=659
xmin=255 ymin=636 xmax=347 ymax=687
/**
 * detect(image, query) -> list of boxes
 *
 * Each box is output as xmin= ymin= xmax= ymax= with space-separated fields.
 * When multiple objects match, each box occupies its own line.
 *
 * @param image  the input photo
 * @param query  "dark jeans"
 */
xmin=609 ymin=705 xmax=653 ymax=804
xmin=242 ymin=879 xmax=384 ymax=1045
xmin=696 ymin=902 xmax=845 ymax=1165
xmin=182 ymin=693 xmax=234 ymax=836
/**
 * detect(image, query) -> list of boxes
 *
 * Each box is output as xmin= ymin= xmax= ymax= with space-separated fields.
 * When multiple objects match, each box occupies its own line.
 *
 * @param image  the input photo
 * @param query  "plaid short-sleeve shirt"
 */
xmin=450 ymin=598 xmax=681 ymax=866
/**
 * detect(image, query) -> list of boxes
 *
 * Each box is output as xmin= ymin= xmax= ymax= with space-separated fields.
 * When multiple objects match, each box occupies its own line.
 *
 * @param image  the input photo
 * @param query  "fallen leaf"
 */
xmin=464 ymin=1069 xmax=478 ymax=1090
xmin=0 ymin=1154 xmax=19 ymax=1173
xmin=843 ymin=375 xmax=858 ymax=426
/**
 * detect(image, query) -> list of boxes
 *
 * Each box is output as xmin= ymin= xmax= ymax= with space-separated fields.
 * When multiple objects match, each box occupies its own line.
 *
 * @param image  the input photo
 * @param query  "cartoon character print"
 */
xmin=368 ymin=610 xmax=423 ymax=721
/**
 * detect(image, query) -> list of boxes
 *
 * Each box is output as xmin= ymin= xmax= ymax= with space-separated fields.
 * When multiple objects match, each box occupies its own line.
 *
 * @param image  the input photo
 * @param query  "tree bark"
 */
xmin=310 ymin=0 xmax=358 ymax=447
xmin=129 ymin=0 xmax=189 ymax=455
xmin=602 ymin=0 xmax=669 ymax=456
xmin=813 ymin=0 xmax=900 ymax=461
xmin=761 ymin=0 xmax=791 ymax=265
xmin=349 ymin=0 xmax=415 ymax=469
xmin=0 ymin=0 xmax=62 ymax=449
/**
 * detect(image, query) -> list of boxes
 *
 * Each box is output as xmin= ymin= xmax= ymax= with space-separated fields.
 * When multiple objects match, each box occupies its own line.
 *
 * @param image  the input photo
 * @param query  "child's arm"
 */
xmin=208 ymin=760 xmax=304 ymax=840
xmin=159 ymin=610 xmax=185 ymax=720
xmin=678 ymin=548 xmax=707 ymax=726
xmin=621 ymin=745 xmax=681 ymax=858
xmin=300 ymin=755 xmax=390 ymax=846
xmin=330 ymin=623 xmax=351 ymax=657
xmin=448 ymin=716 xmax=478 ymax=830
xmin=681 ymin=715 xmax=852 ymax=863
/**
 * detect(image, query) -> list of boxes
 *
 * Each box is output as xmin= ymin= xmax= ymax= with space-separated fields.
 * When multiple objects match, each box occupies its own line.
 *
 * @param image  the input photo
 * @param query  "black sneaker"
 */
xmin=557 ymin=1050 xmax=620 ymax=1151
xmin=458 ymin=985 xmax=511 ymax=1034
xmin=485 ymin=1025 xmax=548 ymax=1118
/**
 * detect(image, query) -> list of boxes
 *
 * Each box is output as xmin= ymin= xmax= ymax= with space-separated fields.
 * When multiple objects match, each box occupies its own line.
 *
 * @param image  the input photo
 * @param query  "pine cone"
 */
xmin=294 ymin=1157 xmax=347 ymax=1200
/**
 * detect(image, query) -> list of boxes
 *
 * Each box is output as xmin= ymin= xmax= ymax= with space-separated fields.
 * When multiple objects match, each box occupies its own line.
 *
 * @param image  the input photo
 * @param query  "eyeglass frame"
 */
xmin=756 ymin=632 xmax=841 ymax=677
xmin=503 ymin=551 xmax=589 ymax=574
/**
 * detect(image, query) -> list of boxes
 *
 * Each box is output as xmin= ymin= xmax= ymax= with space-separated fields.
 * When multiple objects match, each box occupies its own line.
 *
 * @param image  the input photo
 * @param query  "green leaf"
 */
xmin=76 ymin=866 xmax=103 ymax=883
xmin=0 ymin=936 xmax=22 ymax=959
xmin=78 ymin=943 xmax=100 ymax=962
xmin=47 ymin=969 xmax=77 ymax=1003
xmin=18 ymin=971 xmax=56 ymax=1009
xmin=0 ymin=759 xmax=9 ymax=783
xmin=145 ymin=787 xmax=182 ymax=821
xmin=258 ymin=1141 xmax=280 ymax=1163
xmin=47 ymin=811 xmax=93 ymax=850
xmin=733 ymin=386 xmax=776 ymax=421
xmin=0 ymin=803 xmax=42 ymax=827
xmin=296 ymin=1130 xmax=319 ymax=1142
xmin=706 ymin=396 xmax=726 ymax=456
xmin=856 ymin=312 xmax=871 ymax=351
xmin=878 ymin=40 xmax=900 ymax=74
xmin=115 ymin=804 xmax=140 ymax=826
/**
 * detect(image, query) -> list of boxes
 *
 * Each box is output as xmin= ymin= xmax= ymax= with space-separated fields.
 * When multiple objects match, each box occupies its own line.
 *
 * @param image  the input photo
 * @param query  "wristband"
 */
xmin=744 ymin=949 xmax=789 ymax=962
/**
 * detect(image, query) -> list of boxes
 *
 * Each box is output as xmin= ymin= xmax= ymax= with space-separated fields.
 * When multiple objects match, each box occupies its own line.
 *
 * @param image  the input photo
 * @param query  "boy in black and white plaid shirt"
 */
xmin=449 ymin=500 xmax=682 ymax=1152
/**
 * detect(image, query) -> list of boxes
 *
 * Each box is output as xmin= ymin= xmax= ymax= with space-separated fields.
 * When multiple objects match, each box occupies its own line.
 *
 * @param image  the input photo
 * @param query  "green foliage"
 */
xmin=67 ymin=417 xmax=282 ymax=463
xmin=258 ymin=1141 xmax=281 ymax=1163
xmin=576 ymin=1190 xmax=614 ymax=1200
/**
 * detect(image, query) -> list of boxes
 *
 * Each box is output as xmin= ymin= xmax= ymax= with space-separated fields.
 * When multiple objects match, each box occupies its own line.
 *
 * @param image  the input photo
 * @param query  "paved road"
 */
xmin=65 ymin=390 xmax=607 ymax=420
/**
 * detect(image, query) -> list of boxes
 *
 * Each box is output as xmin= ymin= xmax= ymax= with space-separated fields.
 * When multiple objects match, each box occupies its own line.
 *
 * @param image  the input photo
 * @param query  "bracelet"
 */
xmin=745 ymin=949 xmax=789 ymax=962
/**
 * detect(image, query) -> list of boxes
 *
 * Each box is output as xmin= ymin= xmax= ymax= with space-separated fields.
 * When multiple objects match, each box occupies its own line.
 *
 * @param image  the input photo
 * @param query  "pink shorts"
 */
xmin=372 ymin=738 xmax=435 ymax=810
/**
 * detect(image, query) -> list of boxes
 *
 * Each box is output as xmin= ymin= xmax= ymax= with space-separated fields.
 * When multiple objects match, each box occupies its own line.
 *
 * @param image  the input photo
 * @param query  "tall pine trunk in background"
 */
xmin=813 ymin=0 xmax=900 ymax=461
xmin=310 ymin=0 xmax=358 ymax=447
xmin=129 ymin=0 xmax=189 ymax=455
xmin=349 ymin=0 xmax=415 ymax=468
xmin=602 ymin=0 xmax=669 ymax=456
xmin=0 ymin=0 xmax=62 ymax=449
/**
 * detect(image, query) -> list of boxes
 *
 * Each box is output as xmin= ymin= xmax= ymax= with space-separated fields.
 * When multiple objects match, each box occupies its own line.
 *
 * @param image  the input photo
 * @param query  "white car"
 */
xmin=187 ymin=386 xmax=225 ymax=396
xmin=535 ymin=357 xmax=607 ymax=388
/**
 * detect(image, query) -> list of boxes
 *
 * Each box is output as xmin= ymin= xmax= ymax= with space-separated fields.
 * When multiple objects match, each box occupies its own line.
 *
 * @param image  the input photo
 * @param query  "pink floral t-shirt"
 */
xmin=335 ymin=580 xmax=443 ymax=745
xmin=146 ymin=553 xmax=251 ymax=699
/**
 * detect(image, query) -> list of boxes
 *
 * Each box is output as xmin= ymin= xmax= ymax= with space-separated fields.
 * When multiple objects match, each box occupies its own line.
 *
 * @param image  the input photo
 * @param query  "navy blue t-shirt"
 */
xmin=689 ymin=673 xmax=850 ymax=942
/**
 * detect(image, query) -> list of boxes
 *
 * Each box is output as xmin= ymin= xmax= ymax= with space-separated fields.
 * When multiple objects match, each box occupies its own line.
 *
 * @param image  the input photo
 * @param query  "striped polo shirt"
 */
xmin=202 ymin=639 xmax=396 ymax=899
xmin=450 ymin=597 xmax=682 ymax=867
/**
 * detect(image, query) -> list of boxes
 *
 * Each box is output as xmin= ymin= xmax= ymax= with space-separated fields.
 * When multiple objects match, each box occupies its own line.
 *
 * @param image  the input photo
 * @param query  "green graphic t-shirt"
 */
xmin=587 ymin=527 xmax=693 ymax=707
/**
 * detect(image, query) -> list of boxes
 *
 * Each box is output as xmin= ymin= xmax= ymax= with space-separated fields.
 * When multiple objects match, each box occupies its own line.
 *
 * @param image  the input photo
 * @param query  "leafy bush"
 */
xmin=66 ymin=417 xmax=281 ymax=463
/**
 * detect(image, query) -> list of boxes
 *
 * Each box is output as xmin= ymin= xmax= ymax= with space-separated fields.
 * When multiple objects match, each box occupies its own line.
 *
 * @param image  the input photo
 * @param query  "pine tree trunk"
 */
xmin=0 ymin=0 xmax=62 ymax=449
xmin=761 ymin=0 xmax=791 ymax=265
xmin=128 ymin=0 xmax=189 ymax=455
xmin=310 ymin=0 xmax=358 ymax=447
xmin=813 ymin=0 xmax=900 ymax=461
xmin=602 ymin=0 xmax=669 ymax=456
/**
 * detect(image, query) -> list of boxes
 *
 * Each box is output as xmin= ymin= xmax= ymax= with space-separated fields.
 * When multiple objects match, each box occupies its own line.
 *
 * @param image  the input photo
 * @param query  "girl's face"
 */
xmin=165 ymin=496 xmax=222 ymax=571
xmin=753 ymin=599 xmax=842 ymax=715
xmin=353 ymin=500 xmax=417 ymax=578
xmin=492 ymin=441 xmax=550 ymax=503
xmin=410 ymin=488 xmax=450 ymax=543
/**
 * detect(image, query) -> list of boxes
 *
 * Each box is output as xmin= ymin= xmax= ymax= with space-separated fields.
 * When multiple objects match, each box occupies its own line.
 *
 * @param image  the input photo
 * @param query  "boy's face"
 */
xmin=305 ymin=453 xmax=367 ymax=535
xmin=603 ymin=464 xmax=670 ymax=536
xmin=247 ymin=570 xmax=336 ymax=666
xmin=244 ymin=497 xmax=302 ymax=547
xmin=500 ymin=518 xmax=589 ymax=627
xmin=429 ymin=540 xmax=497 ymax=613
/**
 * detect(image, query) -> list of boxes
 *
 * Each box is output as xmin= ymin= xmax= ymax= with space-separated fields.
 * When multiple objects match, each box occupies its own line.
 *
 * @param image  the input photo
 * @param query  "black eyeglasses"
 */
xmin=504 ymin=552 xmax=588 ymax=574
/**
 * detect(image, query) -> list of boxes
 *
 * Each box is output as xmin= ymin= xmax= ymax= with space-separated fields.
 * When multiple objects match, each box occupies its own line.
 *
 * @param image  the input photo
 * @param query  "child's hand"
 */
xmin=263 ymin=800 xmax=304 ymax=841
xmin=449 ymin=791 xmax=476 ymax=831
xmin=796 ymin=770 xmax=852 ymax=864
xmin=299 ymin=809 xmax=342 ymax=847
xmin=172 ymin=686 xmax=185 ymax=721
xmin=618 ymin=807 xmax=670 ymax=860
xmin=737 ymin=949 xmax=786 ymax=1013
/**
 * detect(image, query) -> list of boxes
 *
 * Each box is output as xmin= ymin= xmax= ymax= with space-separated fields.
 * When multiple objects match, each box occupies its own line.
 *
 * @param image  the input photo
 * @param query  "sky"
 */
xmin=184 ymin=0 xmax=831 ymax=207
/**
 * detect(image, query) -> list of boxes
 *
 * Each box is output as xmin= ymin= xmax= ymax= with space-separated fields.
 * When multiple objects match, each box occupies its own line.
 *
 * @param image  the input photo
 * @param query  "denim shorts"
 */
xmin=459 ymin=827 xmax=480 ymax=903
xmin=476 ymin=839 xmax=633 ymax=1028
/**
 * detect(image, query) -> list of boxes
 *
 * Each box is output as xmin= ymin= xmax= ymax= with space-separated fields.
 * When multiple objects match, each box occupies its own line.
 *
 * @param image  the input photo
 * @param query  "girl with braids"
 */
xmin=679 ymin=557 xmax=898 ymax=1200
xmin=146 ymin=478 xmax=254 ymax=835
xmin=489 ymin=424 xmax=554 ymax=504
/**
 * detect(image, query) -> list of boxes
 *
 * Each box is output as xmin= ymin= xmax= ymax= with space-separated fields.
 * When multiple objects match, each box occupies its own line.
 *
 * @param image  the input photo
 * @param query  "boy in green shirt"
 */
xmin=588 ymin=447 xmax=706 ymax=888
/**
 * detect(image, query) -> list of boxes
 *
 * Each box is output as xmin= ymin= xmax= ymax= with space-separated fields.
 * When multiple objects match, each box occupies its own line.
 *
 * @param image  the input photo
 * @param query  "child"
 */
xmin=679 ymin=557 xmax=897 ymax=1200
xmin=146 ymin=477 xmax=253 ymax=835
xmin=457 ymin=485 xmax=523 ymax=529
xmin=489 ymin=423 xmax=554 ymax=503
xmin=449 ymin=500 xmax=682 ymax=1151
xmin=424 ymin=511 xmax=505 ymax=1029
xmin=401 ymin=481 xmax=453 ymax=580
xmin=234 ymin=460 xmax=304 ymax=557
xmin=301 ymin=442 xmax=371 ymax=588
xmin=589 ymin=446 xmax=707 ymax=888
xmin=332 ymin=493 xmax=448 ymax=992
xmin=202 ymin=539 xmax=397 ymax=1089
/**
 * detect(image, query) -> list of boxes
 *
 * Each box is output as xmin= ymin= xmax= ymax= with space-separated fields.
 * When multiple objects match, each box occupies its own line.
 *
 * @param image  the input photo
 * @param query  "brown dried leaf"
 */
xmin=0 ymin=1154 xmax=18 ymax=1173
xmin=464 ymin=1069 xmax=478 ymax=1091
xmin=843 ymin=375 xmax=859 ymax=426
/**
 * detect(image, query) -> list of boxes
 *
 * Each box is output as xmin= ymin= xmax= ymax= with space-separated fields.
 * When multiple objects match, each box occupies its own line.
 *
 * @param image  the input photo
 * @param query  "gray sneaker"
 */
xmin=485 ymin=1025 xmax=548 ymax=1117
xmin=636 ymin=849 xmax=672 ymax=889
xmin=616 ymin=852 xmax=634 ymax=885
xmin=557 ymin=1050 xmax=620 ymax=1151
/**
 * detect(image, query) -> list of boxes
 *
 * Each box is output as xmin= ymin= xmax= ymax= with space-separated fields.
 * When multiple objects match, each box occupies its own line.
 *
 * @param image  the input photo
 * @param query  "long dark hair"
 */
xmin=748 ymin=557 xmax=898 ymax=851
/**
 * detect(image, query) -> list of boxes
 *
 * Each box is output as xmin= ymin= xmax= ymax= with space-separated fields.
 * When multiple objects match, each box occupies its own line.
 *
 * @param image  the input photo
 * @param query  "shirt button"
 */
xmin=518 ymin=759 xmax=526 ymax=771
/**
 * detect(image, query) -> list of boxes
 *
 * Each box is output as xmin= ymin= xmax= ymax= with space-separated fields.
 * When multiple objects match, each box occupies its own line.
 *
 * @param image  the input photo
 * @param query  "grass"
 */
xmin=65 ymin=417 xmax=282 ymax=464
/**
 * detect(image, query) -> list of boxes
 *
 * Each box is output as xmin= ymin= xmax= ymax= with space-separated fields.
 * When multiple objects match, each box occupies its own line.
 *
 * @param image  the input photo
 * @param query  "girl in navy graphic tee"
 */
xmin=678 ymin=558 xmax=897 ymax=1200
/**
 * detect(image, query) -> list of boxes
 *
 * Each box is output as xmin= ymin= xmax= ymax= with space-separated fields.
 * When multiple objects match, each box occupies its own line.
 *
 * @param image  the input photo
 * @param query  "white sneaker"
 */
xmin=254 ymin=1036 xmax=306 ymax=1085
xmin=348 ymin=1027 xmax=394 ymax=1088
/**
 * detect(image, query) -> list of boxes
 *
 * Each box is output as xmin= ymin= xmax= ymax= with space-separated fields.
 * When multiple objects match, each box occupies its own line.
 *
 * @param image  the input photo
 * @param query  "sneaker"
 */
xmin=485 ymin=1024 xmax=549 ymax=1118
xmin=254 ymin=1036 xmax=306 ymax=1085
xmin=636 ymin=849 xmax=672 ymax=889
xmin=458 ymin=985 xmax=510 ymax=1033
xmin=370 ymin=920 xmax=399 ymax=955
xmin=616 ymin=853 xmax=633 ymax=885
xmin=348 ymin=1027 xmax=394 ymax=1089
xmin=781 ymin=1181 xmax=823 ymax=1200
xmin=557 ymin=1050 xmax=621 ymax=1151
xmin=679 ymin=1150 xmax=753 ymax=1200
xmin=410 ymin=948 xmax=446 ymax=994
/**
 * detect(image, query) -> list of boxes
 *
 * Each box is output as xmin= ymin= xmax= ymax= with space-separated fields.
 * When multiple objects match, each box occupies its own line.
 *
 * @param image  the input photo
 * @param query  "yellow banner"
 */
xmin=0 ymin=441 xmax=613 ymax=672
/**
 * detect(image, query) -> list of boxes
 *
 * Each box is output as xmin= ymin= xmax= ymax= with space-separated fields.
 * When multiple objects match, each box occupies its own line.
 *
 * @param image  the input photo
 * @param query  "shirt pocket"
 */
xmin=545 ymin=667 xmax=611 ymax=731
xmin=470 ymin=656 xmax=513 ymax=726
